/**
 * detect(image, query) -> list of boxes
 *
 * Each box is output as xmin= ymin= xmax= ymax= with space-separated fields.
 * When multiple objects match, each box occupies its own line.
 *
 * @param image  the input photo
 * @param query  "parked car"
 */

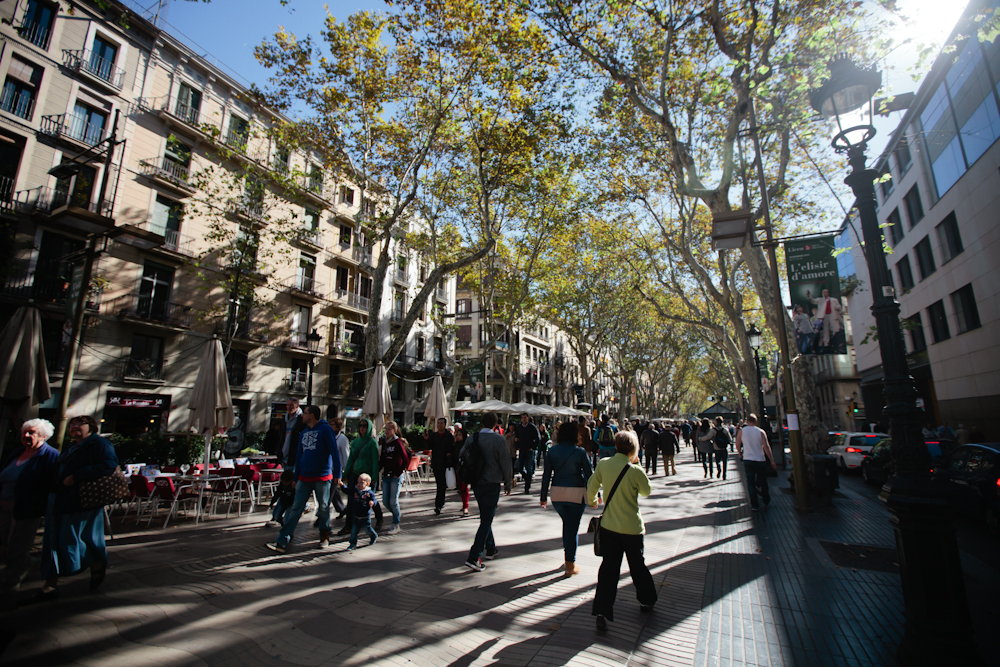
xmin=861 ymin=438 xmax=955 ymax=486
xmin=931 ymin=443 xmax=1000 ymax=534
xmin=826 ymin=432 xmax=888 ymax=472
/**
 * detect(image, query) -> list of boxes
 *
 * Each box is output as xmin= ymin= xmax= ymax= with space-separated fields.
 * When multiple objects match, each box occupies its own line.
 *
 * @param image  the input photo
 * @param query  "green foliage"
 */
xmin=107 ymin=432 xmax=206 ymax=466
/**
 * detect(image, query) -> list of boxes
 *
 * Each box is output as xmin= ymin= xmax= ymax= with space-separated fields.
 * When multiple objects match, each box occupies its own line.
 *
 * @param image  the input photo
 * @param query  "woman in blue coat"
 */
xmin=37 ymin=415 xmax=118 ymax=600
xmin=0 ymin=419 xmax=60 ymax=592
xmin=539 ymin=421 xmax=594 ymax=577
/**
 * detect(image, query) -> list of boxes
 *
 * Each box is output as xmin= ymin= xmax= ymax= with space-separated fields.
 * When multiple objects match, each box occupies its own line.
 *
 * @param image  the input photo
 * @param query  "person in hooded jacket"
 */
xmin=265 ymin=406 xmax=341 ymax=554
xmin=378 ymin=421 xmax=410 ymax=534
xmin=338 ymin=418 xmax=382 ymax=535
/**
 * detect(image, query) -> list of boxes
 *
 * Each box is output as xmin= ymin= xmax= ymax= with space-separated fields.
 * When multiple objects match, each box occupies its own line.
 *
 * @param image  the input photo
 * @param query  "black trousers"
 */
xmin=433 ymin=466 xmax=448 ymax=509
xmin=592 ymin=528 xmax=657 ymax=621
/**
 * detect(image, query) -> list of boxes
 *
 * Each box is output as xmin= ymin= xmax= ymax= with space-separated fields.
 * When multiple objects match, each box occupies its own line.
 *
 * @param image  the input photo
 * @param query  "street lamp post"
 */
xmin=746 ymin=323 xmax=780 ymax=468
xmin=305 ymin=328 xmax=322 ymax=406
xmin=810 ymin=55 xmax=980 ymax=666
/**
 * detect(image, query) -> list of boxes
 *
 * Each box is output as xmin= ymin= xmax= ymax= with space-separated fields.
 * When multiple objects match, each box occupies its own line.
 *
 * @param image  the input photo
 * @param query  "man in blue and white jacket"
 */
xmin=266 ymin=405 xmax=341 ymax=554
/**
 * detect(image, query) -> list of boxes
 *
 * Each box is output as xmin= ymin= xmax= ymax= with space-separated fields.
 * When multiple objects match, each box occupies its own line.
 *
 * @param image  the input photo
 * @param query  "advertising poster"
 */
xmin=785 ymin=235 xmax=846 ymax=355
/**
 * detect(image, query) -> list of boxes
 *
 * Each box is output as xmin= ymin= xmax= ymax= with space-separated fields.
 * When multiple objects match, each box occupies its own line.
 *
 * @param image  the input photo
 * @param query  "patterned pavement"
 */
xmin=0 ymin=446 xmax=986 ymax=666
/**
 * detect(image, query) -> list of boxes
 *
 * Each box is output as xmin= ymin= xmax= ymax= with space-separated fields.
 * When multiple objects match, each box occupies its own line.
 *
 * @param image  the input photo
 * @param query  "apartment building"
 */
xmin=0 ymin=0 xmax=453 ymax=438
xmin=844 ymin=0 xmax=1000 ymax=438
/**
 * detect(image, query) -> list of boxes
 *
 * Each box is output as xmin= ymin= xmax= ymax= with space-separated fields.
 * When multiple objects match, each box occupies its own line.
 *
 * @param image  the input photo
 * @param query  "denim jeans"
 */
xmin=349 ymin=517 xmax=377 ymax=547
xmin=276 ymin=480 xmax=331 ymax=548
xmin=271 ymin=501 xmax=289 ymax=524
xmin=552 ymin=501 xmax=585 ymax=562
xmin=516 ymin=452 xmax=534 ymax=490
xmin=592 ymin=528 xmax=657 ymax=622
xmin=382 ymin=475 xmax=402 ymax=525
xmin=468 ymin=482 xmax=501 ymax=562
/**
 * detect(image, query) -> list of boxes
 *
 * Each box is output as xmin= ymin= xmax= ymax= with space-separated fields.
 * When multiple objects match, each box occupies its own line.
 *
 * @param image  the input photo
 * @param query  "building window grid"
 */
xmin=951 ymin=283 xmax=981 ymax=334
xmin=896 ymin=255 xmax=915 ymax=291
xmin=935 ymin=212 xmax=964 ymax=263
xmin=914 ymin=237 xmax=936 ymax=280
xmin=927 ymin=300 xmax=951 ymax=344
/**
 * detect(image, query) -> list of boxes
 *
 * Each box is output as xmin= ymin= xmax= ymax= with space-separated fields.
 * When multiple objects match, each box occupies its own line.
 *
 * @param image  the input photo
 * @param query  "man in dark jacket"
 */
xmin=513 ymin=413 xmax=540 ymax=494
xmin=279 ymin=398 xmax=308 ymax=467
xmin=640 ymin=423 xmax=661 ymax=475
xmin=462 ymin=411 xmax=513 ymax=572
xmin=659 ymin=425 xmax=679 ymax=476
xmin=266 ymin=405 xmax=341 ymax=554
xmin=426 ymin=417 xmax=454 ymax=515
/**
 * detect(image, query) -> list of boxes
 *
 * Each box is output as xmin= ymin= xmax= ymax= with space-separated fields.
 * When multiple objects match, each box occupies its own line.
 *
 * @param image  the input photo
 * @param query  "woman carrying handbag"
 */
xmin=586 ymin=430 xmax=656 ymax=632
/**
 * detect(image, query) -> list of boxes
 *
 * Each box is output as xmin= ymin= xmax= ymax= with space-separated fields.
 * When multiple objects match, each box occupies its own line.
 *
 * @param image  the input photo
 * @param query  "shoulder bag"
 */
xmin=78 ymin=466 xmax=129 ymax=510
xmin=586 ymin=462 xmax=632 ymax=557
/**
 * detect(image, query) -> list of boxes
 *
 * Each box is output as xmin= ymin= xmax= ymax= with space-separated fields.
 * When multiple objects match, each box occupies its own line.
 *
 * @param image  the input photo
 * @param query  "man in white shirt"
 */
xmin=735 ymin=414 xmax=777 ymax=511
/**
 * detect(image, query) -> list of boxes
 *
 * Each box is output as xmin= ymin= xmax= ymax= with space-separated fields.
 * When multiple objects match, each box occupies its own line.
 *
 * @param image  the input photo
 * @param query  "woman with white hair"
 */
xmin=0 ymin=418 xmax=60 ymax=592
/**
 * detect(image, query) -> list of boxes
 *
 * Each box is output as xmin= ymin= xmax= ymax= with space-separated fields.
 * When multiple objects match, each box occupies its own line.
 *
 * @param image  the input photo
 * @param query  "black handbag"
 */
xmin=587 ymin=463 xmax=632 ymax=557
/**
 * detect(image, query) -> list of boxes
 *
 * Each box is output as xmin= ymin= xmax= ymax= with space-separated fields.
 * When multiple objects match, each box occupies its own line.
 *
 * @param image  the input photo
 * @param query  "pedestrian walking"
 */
xmin=378 ymin=421 xmax=410 ymax=535
xmin=640 ymin=423 xmax=660 ymax=475
xmin=713 ymin=417 xmax=732 ymax=480
xmin=38 ymin=415 xmax=118 ymax=600
xmin=735 ymin=414 xmax=777 ymax=511
xmin=594 ymin=414 xmax=618 ymax=461
xmin=659 ymin=424 xmax=679 ymax=476
xmin=540 ymin=421 xmax=594 ymax=577
xmin=0 ymin=419 xmax=60 ymax=593
xmin=265 ymin=470 xmax=296 ymax=526
xmin=514 ymin=413 xmax=540 ymax=494
xmin=462 ymin=411 xmax=513 ymax=572
xmin=331 ymin=418 xmax=351 ymax=519
xmin=679 ymin=420 xmax=692 ymax=449
xmin=450 ymin=427 xmax=470 ymax=516
xmin=266 ymin=405 xmax=341 ymax=554
xmin=279 ymin=398 xmax=307 ymax=468
xmin=338 ymin=418 xmax=383 ymax=535
xmin=427 ymin=418 xmax=455 ymax=515
xmin=696 ymin=418 xmax=716 ymax=477
xmin=346 ymin=473 xmax=378 ymax=550
xmin=588 ymin=430 xmax=656 ymax=632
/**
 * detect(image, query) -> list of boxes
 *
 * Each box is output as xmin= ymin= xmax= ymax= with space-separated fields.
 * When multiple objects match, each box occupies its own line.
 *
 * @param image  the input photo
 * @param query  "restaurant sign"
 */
xmin=106 ymin=392 xmax=170 ymax=409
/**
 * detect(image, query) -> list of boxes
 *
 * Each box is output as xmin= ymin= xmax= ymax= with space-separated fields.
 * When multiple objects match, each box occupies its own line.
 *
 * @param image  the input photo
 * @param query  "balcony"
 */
xmin=287 ymin=331 xmax=322 ymax=351
xmin=357 ymin=247 xmax=374 ymax=270
xmin=1 ymin=269 xmax=102 ymax=310
xmin=394 ymin=268 xmax=410 ymax=286
xmin=0 ymin=87 xmax=35 ymax=121
xmin=117 ymin=357 xmax=164 ymax=383
xmin=300 ymin=174 xmax=331 ymax=207
xmin=111 ymin=292 xmax=192 ymax=330
xmin=329 ymin=340 xmax=364 ymax=360
xmin=390 ymin=309 xmax=405 ymax=324
xmin=154 ymin=97 xmax=221 ymax=139
xmin=455 ymin=340 xmax=472 ymax=350
xmin=333 ymin=289 xmax=370 ymax=312
xmin=138 ymin=157 xmax=196 ymax=195
xmin=62 ymin=49 xmax=125 ymax=92
xmin=281 ymin=274 xmax=324 ymax=300
xmin=16 ymin=20 xmax=52 ymax=50
xmin=0 ymin=175 xmax=13 ymax=212
xmin=435 ymin=288 xmax=448 ymax=302
xmin=228 ymin=198 xmax=265 ymax=226
xmin=136 ymin=222 xmax=195 ymax=257
xmin=232 ymin=319 xmax=271 ymax=345
xmin=286 ymin=370 xmax=308 ymax=394
xmin=293 ymin=227 xmax=323 ymax=251
xmin=40 ymin=113 xmax=109 ymax=148
xmin=224 ymin=128 xmax=249 ymax=153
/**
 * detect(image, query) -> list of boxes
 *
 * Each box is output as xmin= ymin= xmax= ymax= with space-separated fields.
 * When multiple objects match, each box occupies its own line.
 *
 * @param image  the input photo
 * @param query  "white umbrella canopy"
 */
xmin=509 ymin=402 xmax=548 ymax=416
xmin=189 ymin=339 xmax=234 ymax=461
xmin=461 ymin=399 xmax=517 ymax=413
xmin=0 ymin=305 xmax=51 ymax=414
xmin=423 ymin=374 xmax=449 ymax=428
xmin=362 ymin=363 xmax=393 ymax=433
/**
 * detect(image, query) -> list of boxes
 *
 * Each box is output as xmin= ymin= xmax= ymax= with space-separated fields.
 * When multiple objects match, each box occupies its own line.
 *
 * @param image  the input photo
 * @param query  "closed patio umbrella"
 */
xmin=363 ymin=362 xmax=393 ymax=433
xmin=0 ymin=306 xmax=51 ymax=448
xmin=188 ymin=338 xmax=234 ymax=522
xmin=423 ymin=374 xmax=449 ymax=428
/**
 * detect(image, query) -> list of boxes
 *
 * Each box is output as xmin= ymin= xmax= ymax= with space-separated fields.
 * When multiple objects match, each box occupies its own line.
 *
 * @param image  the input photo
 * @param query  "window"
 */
xmin=151 ymin=195 xmax=183 ymax=248
xmin=290 ymin=358 xmax=308 ymax=384
xmin=935 ymin=212 xmax=963 ymax=263
xmin=335 ymin=266 xmax=349 ymax=292
xmin=878 ymin=166 xmax=893 ymax=198
xmin=70 ymin=102 xmax=107 ymax=145
xmin=389 ymin=375 xmax=401 ymax=400
xmin=233 ymin=228 xmax=258 ymax=272
xmin=893 ymin=135 xmax=912 ymax=174
xmin=88 ymin=35 xmax=118 ymax=83
xmin=914 ymin=237 xmax=936 ymax=280
xmin=920 ymin=84 xmax=965 ymax=197
xmin=338 ymin=224 xmax=351 ymax=246
xmin=951 ymin=283 xmax=981 ymax=334
xmin=328 ymin=363 xmax=342 ymax=395
xmin=274 ymin=146 xmax=290 ymax=174
xmin=927 ymin=300 xmax=950 ymax=343
xmin=308 ymin=165 xmax=323 ymax=193
xmin=54 ymin=158 xmax=96 ymax=209
xmin=175 ymin=82 xmax=202 ymax=124
xmin=884 ymin=208 xmax=904 ymax=246
xmin=127 ymin=334 xmax=164 ymax=377
xmin=304 ymin=208 xmax=320 ymax=230
xmin=947 ymin=38 xmax=1000 ymax=167
xmin=298 ymin=253 xmax=317 ymax=290
xmin=19 ymin=0 xmax=56 ymax=49
xmin=392 ymin=290 xmax=405 ymax=321
xmin=244 ymin=175 xmax=264 ymax=205
xmin=416 ymin=337 xmax=425 ymax=361
xmin=1 ymin=57 xmax=41 ymax=120
xmin=226 ymin=349 xmax=249 ymax=386
xmin=351 ymin=369 xmax=366 ymax=396
xmin=457 ymin=325 xmax=472 ymax=349
xmin=896 ymin=255 xmax=915 ymax=291
xmin=226 ymin=115 xmax=249 ymax=151
xmin=138 ymin=262 xmax=174 ymax=320
xmin=362 ymin=197 xmax=377 ymax=217
xmin=164 ymin=137 xmax=191 ymax=181
xmin=907 ymin=314 xmax=927 ymax=353
xmin=339 ymin=185 xmax=354 ymax=206
xmin=902 ymin=186 xmax=923 ymax=228
xmin=293 ymin=305 xmax=311 ymax=341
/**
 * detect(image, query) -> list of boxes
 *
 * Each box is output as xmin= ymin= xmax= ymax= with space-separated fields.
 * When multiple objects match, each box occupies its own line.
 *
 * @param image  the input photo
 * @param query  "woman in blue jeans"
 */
xmin=540 ymin=421 xmax=594 ymax=576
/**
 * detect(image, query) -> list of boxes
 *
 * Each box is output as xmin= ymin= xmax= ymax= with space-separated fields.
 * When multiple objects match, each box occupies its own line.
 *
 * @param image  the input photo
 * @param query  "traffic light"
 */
xmin=850 ymin=401 xmax=859 ymax=413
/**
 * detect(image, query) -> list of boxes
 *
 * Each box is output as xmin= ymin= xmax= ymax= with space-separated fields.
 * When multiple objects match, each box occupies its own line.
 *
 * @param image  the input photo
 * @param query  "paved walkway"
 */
xmin=0 ymin=447 xmax=987 ymax=666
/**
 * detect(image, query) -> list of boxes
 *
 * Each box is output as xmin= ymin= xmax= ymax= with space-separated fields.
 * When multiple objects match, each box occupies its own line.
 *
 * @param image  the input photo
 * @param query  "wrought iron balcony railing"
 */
xmin=0 ymin=87 xmax=35 ymax=120
xmin=111 ymin=292 xmax=192 ymax=328
xmin=63 ymin=49 xmax=125 ymax=90
xmin=40 ymin=112 xmax=109 ymax=146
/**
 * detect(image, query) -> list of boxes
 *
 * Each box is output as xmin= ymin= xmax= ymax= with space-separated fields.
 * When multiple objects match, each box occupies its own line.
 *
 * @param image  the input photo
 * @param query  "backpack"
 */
xmin=457 ymin=432 xmax=485 ymax=485
xmin=714 ymin=425 xmax=732 ymax=450
xmin=599 ymin=426 xmax=615 ymax=448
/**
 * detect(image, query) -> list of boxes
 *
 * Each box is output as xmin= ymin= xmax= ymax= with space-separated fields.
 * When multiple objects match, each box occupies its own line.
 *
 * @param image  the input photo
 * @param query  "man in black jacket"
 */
xmin=426 ymin=417 xmax=455 ymax=515
xmin=513 ymin=413 xmax=540 ymax=494
xmin=659 ymin=424 xmax=679 ymax=476
xmin=279 ymin=398 xmax=308 ymax=468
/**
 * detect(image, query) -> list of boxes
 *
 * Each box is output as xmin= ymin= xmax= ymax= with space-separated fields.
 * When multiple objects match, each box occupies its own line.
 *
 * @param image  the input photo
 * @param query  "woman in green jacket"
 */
xmin=586 ymin=429 xmax=656 ymax=632
xmin=337 ymin=418 xmax=383 ymax=534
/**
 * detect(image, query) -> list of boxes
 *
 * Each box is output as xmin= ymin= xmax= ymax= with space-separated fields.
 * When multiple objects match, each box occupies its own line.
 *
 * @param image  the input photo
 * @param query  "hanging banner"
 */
xmin=785 ymin=235 xmax=846 ymax=355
